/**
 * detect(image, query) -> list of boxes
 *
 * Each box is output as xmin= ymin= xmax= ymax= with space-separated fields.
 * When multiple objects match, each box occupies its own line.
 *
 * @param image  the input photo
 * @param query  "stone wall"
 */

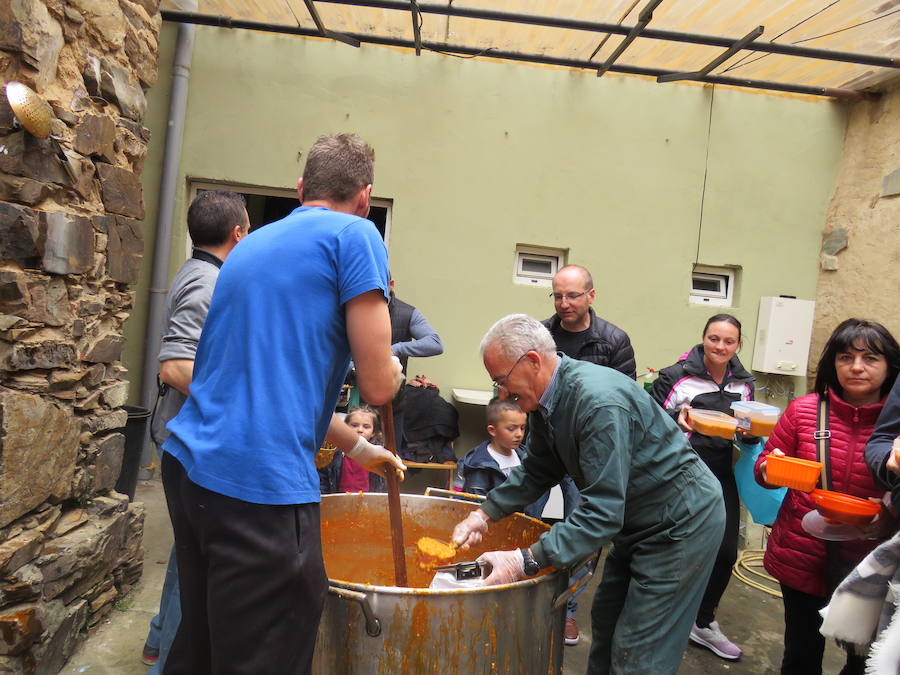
xmin=812 ymin=82 xmax=900 ymax=368
xmin=0 ymin=0 xmax=159 ymax=670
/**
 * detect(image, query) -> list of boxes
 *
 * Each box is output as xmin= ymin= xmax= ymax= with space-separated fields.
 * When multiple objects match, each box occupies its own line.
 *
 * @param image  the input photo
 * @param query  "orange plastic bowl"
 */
xmin=766 ymin=455 xmax=823 ymax=492
xmin=811 ymin=489 xmax=880 ymax=527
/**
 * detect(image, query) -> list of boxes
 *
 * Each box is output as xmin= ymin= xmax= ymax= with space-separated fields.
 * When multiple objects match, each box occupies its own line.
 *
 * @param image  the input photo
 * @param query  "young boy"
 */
xmin=459 ymin=398 xmax=546 ymax=519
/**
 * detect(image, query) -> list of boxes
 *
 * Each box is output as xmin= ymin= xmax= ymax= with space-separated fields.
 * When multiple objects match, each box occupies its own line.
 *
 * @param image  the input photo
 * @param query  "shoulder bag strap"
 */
xmin=816 ymin=391 xmax=858 ymax=595
xmin=815 ymin=393 xmax=832 ymax=491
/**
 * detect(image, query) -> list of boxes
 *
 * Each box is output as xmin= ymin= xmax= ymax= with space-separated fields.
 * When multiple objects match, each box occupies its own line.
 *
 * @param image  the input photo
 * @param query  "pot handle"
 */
xmin=551 ymin=552 xmax=600 ymax=612
xmin=424 ymin=487 xmax=486 ymax=504
xmin=328 ymin=586 xmax=382 ymax=637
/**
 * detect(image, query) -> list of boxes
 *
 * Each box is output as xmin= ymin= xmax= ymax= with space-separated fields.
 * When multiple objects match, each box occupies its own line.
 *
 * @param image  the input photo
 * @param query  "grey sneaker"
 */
xmin=689 ymin=621 xmax=742 ymax=661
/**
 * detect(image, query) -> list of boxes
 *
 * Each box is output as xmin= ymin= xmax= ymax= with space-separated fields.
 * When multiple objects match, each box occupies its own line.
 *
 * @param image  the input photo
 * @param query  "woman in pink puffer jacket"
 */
xmin=755 ymin=318 xmax=900 ymax=675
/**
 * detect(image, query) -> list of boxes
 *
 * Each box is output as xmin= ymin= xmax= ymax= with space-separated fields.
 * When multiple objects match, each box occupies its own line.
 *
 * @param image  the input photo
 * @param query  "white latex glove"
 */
xmin=451 ymin=509 xmax=489 ymax=550
xmin=346 ymin=436 xmax=406 ymax=481
xmin=390 ymin=355 xmax=405 ymax=395
xmin=478 ymin=549 xmax=526 ymax=586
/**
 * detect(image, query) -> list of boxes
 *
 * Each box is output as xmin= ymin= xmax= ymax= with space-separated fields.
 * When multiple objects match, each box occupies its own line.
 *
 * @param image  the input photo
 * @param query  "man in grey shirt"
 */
xmin=143 ymin=190 xmax=249 ymax=672
xmin=150 ymin=192 xmax=250 ymax=446
xmin=385 ymin=277 xmax=443 ymax=455
xmin=388 ymin=277 xmax=444 ymax=375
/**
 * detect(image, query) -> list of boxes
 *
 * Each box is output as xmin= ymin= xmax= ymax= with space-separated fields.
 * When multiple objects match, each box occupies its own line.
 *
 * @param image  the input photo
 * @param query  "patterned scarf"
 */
xmin=820 ymin=531 xmax=900 ymax=674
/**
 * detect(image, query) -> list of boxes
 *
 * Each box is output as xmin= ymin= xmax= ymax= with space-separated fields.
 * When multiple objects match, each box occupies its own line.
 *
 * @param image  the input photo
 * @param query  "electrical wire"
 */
xmin=412 ymin=1 xmax=495 ymax=59
xmin=443 ymin=0 xmax=453 ymax=42
xmin=282 ymin=0 xmax=305 ymax=28
xmin=427 ymin=45 xmax=496 ymax=59
xmin=719 ymin=0 xmax=842 ymax=74
xmin=792 ymin=8 xmax=900 ymax=44
xmin=720 ymin=4 xmax=900 ymax=75
xmin=588 ymin=0 xmax=642 ymax=61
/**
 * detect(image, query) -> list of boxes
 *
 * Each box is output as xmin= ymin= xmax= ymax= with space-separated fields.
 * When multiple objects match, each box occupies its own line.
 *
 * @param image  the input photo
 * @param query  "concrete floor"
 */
xmin=62 ymin=477 xmax=848 ymax=674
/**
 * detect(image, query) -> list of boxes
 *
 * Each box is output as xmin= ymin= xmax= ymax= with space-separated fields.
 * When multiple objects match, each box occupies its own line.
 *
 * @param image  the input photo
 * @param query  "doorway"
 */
xmin=188 ymin=181 xmax=391 ymax=253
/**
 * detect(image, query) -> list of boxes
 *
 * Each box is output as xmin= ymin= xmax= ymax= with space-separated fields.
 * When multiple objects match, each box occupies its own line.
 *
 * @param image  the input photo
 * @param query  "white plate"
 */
xmin=801 ymin=510 xmax=865 ymax=541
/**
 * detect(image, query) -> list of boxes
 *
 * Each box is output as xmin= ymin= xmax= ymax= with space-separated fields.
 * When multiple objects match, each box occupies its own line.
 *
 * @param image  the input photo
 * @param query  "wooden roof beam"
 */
xmin=411 ymin=0 xmax=422 ymax=55
xmin=302 ymin=0 xmax=360 ymax=47
xmin=657 ymin=25 xmax=764 ymax=83
xmin=597 ymin=0 xmax=664 ymax=78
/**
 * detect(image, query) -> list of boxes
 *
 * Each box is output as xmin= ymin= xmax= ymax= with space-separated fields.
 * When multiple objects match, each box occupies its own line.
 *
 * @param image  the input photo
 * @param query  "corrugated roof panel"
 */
xmin=164 ymin=0 xmax=900 ymax=94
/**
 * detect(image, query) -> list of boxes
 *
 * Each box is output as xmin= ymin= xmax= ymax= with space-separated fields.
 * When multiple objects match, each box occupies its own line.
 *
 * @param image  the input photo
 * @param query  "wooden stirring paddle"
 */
xmin=380 ymin=402 xmax=407 ymax=586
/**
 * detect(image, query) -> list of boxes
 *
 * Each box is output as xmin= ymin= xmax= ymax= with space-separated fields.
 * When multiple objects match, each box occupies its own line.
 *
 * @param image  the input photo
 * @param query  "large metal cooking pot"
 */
xmin=314 ymin=492 xmax=594 ymax=674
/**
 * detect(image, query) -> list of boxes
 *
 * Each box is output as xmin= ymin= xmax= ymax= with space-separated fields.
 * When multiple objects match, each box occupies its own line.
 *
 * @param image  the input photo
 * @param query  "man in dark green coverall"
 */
xmin=452 ymin=314 xmax=726 ymax=675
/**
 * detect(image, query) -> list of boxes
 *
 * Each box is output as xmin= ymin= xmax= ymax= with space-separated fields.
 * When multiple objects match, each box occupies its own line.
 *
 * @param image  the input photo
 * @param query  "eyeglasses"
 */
xmin=492 ymin=353 xmax=529 ymax=393
xmin=550 ymin=290 xmax=590 ymax=303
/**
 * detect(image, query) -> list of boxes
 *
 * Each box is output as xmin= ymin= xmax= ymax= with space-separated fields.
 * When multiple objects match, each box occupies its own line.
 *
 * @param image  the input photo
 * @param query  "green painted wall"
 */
xmin=129 ymin=23 xmax=846 ymax=454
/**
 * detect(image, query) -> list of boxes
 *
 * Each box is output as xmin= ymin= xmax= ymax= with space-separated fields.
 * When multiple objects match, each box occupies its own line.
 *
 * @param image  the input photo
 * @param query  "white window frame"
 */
xmin=689 ymin=264 xmax=735 ymax=307
xmin=513 ymin=244 xmax=565 ymax=288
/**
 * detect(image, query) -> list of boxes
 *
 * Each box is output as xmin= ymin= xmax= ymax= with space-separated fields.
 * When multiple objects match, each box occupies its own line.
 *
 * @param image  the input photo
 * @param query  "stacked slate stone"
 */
xmin=0 ymin=0 xmax=160 ymax=670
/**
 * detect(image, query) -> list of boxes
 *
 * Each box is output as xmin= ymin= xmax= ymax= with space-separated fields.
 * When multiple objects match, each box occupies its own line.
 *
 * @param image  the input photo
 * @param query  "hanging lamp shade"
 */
xmin=5 ymin=81 xmax=53 ymax=139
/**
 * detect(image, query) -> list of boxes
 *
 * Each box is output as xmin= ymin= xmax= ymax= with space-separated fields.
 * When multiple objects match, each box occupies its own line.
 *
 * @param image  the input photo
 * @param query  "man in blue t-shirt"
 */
xmin=161 ymin=134 xmax=405 ymax=674
xmin=142 ymin=189 xmax=249 ymax=672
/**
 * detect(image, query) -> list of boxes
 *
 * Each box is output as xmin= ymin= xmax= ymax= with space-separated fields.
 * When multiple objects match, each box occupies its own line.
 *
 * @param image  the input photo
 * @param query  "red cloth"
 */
xmin=338 ymin=455 xmax=370 ymax=493
xmin=753 ymin=389 xmax=887 ymax=596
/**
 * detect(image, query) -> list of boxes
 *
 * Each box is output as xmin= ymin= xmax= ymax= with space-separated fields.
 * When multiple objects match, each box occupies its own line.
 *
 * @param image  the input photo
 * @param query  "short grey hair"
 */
xmin=480 ymin=314 xmax=557 ymax=360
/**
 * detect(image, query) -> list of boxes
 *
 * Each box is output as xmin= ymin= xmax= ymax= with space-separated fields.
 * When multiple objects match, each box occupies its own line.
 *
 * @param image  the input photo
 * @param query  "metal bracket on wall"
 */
xmin=410 ymin=0 xmax=422 ymax=55
xmin=597 ymin=0 xmax=664 ymax=77
xmin=657 ymin=26 xmax=765 ymax=83
xmin=302 ymin=0 xmax=361 ymax=47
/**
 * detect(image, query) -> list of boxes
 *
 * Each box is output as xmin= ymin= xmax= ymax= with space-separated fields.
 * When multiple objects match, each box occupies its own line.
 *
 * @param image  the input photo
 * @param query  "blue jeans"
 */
xmin=560 ymin=475 xmax=585 ymax=619
xmin=145 ymin=547 xmax=181 ymax=674
xmin=524 ymin=490 xmax=550 ymax=520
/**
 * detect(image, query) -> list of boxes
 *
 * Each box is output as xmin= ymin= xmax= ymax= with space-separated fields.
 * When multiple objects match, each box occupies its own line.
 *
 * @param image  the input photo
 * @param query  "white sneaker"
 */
xmin=689 ymin=621 xmax=742 ymax=661
xmin=564 ymin=617 xmax=580 ymax=646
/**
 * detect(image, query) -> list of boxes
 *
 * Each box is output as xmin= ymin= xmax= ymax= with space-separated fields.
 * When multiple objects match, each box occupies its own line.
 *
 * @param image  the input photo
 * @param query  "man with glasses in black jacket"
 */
xmin=541 ymin=264 xmax=637 ymax=645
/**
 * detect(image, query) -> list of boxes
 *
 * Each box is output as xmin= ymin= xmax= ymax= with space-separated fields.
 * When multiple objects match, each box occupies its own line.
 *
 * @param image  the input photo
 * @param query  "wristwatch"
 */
xmin=520 ymin=547 xmax=540 ymax=576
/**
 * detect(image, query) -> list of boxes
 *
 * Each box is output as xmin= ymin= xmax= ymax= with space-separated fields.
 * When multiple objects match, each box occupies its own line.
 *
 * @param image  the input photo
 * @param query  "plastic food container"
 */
xmin=766 ymin=455 xmax=823 ymax=492
xmin=730 ymin=401 xmax=781 ymax=436
xmin=688 ymin=409 xmax=738 ymax=439
xmin=811 ymin=489 xmax=881 ymax=527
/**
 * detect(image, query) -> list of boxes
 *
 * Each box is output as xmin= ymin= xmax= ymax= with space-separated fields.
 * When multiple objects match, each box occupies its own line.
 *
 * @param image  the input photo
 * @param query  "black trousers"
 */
xmin=695 ymin=446 xmax=740 ymax=627
xmin=161 ymin=453 xmax=327 ymax=675
xmin=779 ymin=583 xmax=865 ymax=675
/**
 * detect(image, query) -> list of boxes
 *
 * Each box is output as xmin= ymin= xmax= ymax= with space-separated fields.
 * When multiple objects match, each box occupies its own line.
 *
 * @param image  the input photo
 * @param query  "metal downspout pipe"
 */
xmin=138 ymin=16 xmax=196 ymax=478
